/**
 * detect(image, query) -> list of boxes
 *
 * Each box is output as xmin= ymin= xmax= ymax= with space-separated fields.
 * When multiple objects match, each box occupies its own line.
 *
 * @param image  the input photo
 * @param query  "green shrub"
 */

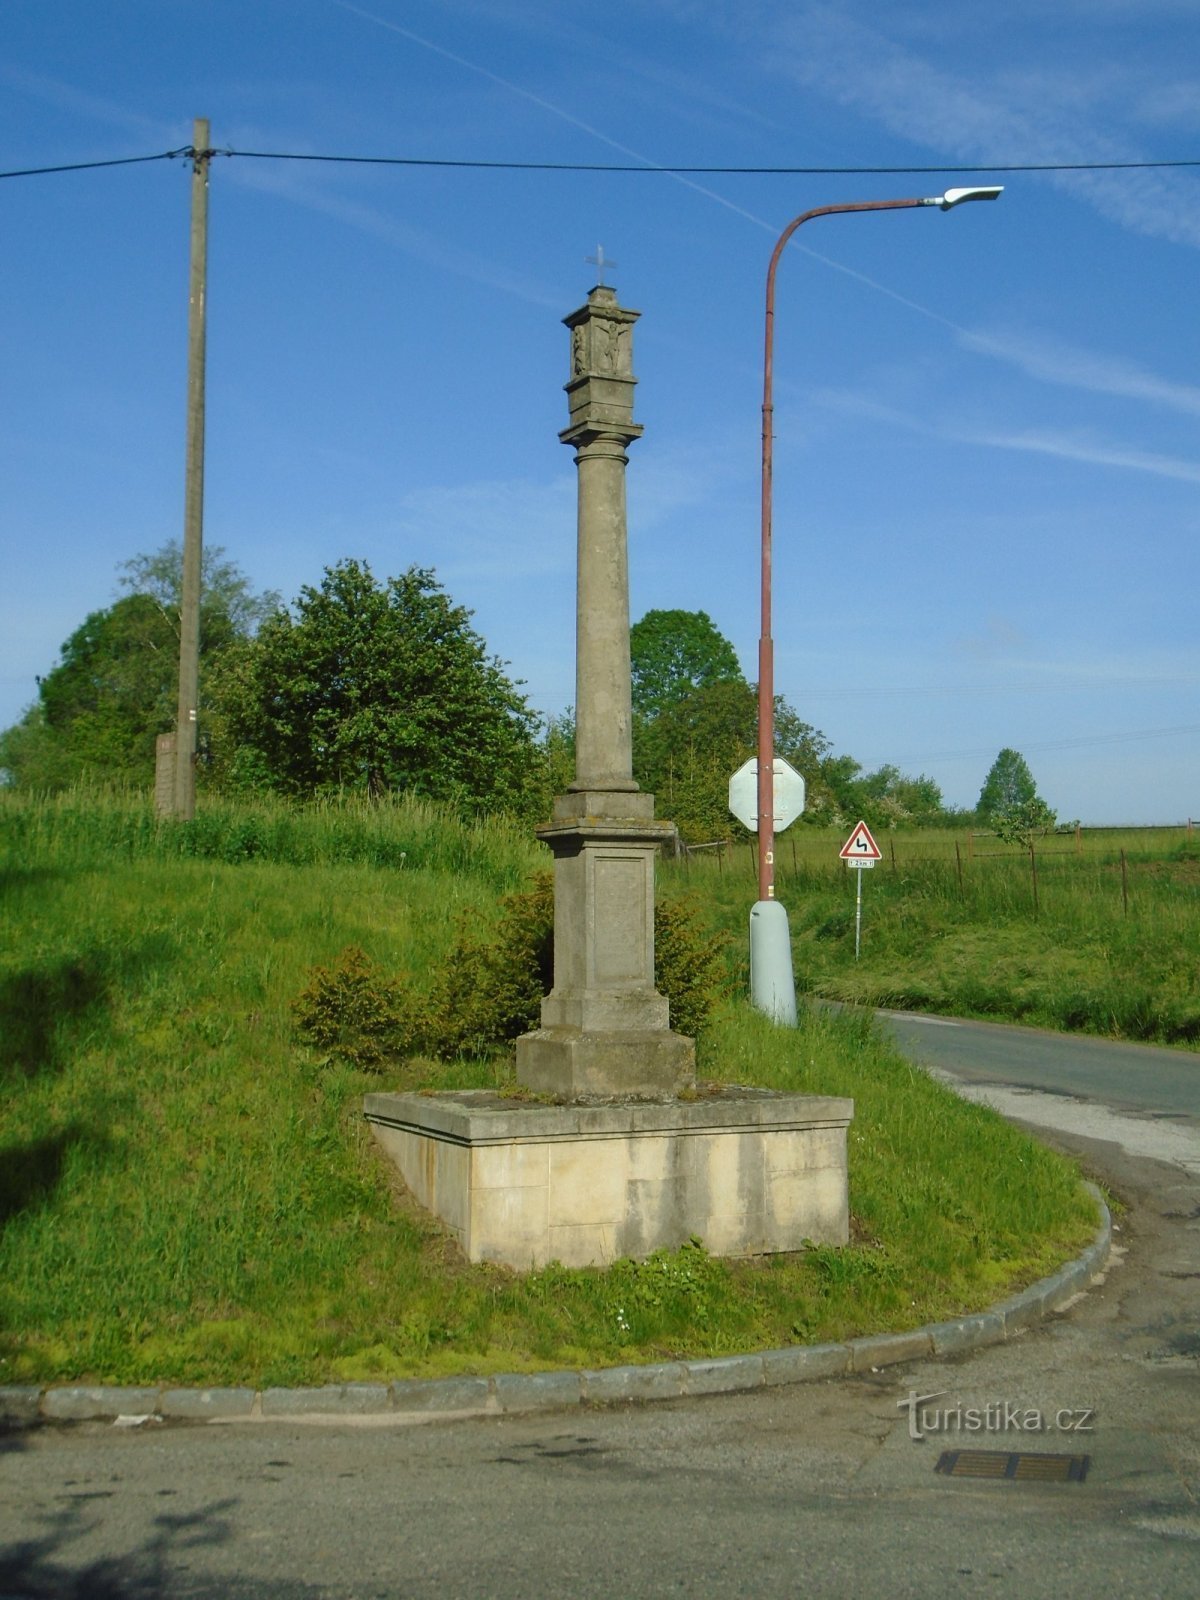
xmin=428 ymin=875 xmax=554 ymax=1058
xmin=293 ymin=874 xmax=731 ymax=1067
xmin=292 ymin=946 xmax=423 ymax=1069
xmin=652 ymin=893 xmax=731 ymax=1038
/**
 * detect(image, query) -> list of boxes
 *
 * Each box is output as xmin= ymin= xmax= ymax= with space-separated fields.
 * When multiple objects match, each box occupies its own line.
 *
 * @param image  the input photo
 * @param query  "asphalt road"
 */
xmin=3 ymin=1022 xmax=1198 ymax=1599
xmin=874 ymin=1008 xmax=1200 ymax=1120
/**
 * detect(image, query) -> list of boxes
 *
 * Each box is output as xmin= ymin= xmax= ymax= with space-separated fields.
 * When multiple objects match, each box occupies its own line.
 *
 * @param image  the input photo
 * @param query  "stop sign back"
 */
xmin=728 ymin=757 xmax=806 ymax=833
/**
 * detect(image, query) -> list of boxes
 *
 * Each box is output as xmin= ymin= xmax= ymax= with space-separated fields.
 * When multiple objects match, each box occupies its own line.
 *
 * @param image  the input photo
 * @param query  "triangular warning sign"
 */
xmin=839 ymin=820 xmax=882 ymax=860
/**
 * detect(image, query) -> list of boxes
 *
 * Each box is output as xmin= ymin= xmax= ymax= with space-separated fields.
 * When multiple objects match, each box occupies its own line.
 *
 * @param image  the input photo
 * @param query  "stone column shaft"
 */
xmin=572 ymin=434 xmax=637 ymax=792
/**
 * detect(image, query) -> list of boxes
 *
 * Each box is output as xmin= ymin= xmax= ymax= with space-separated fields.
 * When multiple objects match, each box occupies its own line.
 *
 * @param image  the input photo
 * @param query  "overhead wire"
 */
xmin=4 ymin=146 xmax=1200 ymax=181
xmin=0 ymin=148 xmax=193 ymax=179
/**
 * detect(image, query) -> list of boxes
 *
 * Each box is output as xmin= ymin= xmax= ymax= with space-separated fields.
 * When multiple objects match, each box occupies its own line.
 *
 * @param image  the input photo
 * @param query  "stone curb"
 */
xmin=0 ymin=1188 xmax=1110 ymax=1430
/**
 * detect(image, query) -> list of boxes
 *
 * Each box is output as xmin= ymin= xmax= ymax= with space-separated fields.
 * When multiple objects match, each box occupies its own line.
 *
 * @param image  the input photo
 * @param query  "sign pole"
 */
xmin=839 ymin=819 xmax=881 ymax=963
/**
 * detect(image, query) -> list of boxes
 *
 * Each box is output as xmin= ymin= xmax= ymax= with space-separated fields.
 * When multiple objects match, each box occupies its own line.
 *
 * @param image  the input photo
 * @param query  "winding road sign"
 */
xmin=840 ymin=819 xmax=881 ymax=866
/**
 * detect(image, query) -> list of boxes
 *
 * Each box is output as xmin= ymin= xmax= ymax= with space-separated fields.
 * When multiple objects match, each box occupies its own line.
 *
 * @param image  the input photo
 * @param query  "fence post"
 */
xmin=955 ymin=838 xmax=965 ymax=901
xmin=1075 ymin=821 xmax=1082 ymax=855
xmin=1029 ymin=839 xmax=1039 ymax=919
xmin=1121 ymin=848 xmax=1128 ymax=917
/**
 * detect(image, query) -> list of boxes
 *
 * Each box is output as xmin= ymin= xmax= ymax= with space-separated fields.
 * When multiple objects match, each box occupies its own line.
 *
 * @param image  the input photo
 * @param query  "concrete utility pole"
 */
xmin=171 ymin=118 xmax=211 ymax=820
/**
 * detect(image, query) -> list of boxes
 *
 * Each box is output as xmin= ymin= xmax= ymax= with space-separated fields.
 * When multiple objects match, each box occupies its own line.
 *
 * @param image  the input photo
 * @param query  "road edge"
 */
xmin=0 ymin=1186 xmax=1111 ymax=1429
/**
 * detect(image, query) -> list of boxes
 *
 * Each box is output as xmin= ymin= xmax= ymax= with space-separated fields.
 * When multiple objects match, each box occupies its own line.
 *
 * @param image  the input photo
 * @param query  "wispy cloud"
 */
xmin=0 ymin=64 xmax=179 ymax=145
xmin=333 ymin=0 xmax=778 ymax=233
xmin=808 ymin=383 xmax=1200 ymax=484
xmin=387 ymin=475 xmax=576 ymax=582
xmin=226 ymin=158 xmax=561 ymax=308
xmin=959 ymin=329 xmax=1200 ymax=417
xmin=966 ymin=427 xmax=1200 ymax=484
xmin=763 ymin=5 xmax=1200 ymax=250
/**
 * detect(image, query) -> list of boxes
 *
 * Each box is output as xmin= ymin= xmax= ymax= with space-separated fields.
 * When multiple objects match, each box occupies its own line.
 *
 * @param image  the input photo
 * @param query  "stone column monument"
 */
xmin=363 ymin=283 xmax=852 ymax=1271
xmin=515 ymin=286 xmax=694 ymax=1100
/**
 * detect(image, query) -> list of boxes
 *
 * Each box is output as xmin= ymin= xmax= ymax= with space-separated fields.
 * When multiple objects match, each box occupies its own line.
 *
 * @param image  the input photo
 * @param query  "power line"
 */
xmin=4 ymin=145 xmax=1200 ymax=182
xmin=225 ymin=150 xmax=1200 ymax=175
xmin=0 ymin=148 xmax=192 ymax=180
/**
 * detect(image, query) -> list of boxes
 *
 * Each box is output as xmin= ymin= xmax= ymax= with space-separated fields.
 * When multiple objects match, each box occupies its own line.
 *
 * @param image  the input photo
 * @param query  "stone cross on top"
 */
xmin=585 ymin=244 xmax=617 ymax=285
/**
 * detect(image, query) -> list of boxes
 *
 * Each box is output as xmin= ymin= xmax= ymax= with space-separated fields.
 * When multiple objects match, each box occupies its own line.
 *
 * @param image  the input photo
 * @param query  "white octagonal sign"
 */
xmin=728 ymin=757 xmax=806 ymax=833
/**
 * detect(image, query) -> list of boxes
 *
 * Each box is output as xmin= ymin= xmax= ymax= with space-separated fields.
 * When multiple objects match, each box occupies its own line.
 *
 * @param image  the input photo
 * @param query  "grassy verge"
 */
xmin=1 ymin=793 xmax=1096 ymax=1388
xmin=666 ymin=827 xmax=1200 ymax=1045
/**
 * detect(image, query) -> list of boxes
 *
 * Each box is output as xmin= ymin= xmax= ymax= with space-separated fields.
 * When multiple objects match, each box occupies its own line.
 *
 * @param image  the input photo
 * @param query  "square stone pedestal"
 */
xmin=364 ymin=1088 xmax=853 ymax=1270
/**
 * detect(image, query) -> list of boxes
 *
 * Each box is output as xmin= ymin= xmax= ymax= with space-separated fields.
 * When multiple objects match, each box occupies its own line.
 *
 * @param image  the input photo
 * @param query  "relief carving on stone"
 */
xmin=572 ymin=317 xmax=631 ymax=379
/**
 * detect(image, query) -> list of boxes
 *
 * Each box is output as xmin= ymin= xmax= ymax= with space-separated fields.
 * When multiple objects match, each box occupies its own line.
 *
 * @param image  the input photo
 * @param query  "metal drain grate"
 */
xmin=935 ymin=1449 xmax=1091 ymax=1483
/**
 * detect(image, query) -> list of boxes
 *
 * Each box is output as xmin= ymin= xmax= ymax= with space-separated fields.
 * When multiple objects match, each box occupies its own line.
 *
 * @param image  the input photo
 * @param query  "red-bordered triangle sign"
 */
xmin=840 ymin=820 xmax=882 ymax=860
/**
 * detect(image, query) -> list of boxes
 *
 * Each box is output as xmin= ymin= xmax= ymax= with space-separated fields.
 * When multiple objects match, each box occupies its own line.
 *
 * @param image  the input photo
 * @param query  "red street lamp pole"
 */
xmin=756 ymin=187 xmax=1002 ymax=906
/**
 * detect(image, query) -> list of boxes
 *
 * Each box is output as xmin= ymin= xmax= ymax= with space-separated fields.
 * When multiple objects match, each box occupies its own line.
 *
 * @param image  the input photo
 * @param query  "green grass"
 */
xmin=667 ymin=825 xmax=1200 ymax=1045
xmin=0 ymin=792 xmax=1098 ymax=1387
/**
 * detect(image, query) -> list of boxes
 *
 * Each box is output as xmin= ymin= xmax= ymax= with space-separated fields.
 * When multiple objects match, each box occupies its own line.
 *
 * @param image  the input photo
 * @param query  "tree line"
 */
xmin=0 ymin=545 xmax=1053 ymax=839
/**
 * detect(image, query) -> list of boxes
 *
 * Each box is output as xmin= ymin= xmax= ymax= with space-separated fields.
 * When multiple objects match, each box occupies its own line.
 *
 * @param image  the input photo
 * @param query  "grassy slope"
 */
xmin=1 ymin=795 xmax=1097 ymax=1387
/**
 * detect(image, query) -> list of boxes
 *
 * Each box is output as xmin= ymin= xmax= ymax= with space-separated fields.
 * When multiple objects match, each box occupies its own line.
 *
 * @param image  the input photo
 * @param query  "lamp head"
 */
xmin=938 ymin=185 xmax=1004 ymax=210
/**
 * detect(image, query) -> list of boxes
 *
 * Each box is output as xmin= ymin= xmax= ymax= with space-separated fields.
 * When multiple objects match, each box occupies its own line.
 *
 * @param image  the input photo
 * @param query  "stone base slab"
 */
xmin=516 ymin=1026 xmax=695 ymax=1099
xmin=363 ymin=1087 xmax=853 ymax=1270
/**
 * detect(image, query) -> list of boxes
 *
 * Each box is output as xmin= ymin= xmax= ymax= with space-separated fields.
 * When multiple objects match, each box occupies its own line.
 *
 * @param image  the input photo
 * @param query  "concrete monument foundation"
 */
xmin=365 ymin=1089 xmax=852 ymax=1269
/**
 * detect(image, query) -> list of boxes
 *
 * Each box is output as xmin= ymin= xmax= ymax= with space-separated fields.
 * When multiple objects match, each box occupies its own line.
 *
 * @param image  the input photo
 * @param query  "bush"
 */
xmin=429 ymin=875 xmax=554 ymax=1058
xmin=652 ymin=894 xmax=731 ymax=1039
xmin=293 ymin=874 xmax=731 ymax=1068
xmin=292 ymin=947 xmax=422 ymax=1070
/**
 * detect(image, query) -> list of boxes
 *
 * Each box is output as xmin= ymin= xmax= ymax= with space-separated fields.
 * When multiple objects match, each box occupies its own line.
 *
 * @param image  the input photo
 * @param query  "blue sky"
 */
xmin=3 ymin=0 xmax=1198 ymax=823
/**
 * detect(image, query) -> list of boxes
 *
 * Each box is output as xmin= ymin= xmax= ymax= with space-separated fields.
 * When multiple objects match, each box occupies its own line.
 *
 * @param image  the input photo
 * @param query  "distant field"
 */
xmin=682 ymin=821 xmax=1196 ymax=874
xmin=665 ymin=823 xmax=1200 ymax=1046
xmin=0 ymin=790 xmax=1096 ymax=1388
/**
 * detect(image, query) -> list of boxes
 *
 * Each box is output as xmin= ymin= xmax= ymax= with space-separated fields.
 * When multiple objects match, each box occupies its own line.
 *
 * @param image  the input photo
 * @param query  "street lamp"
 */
xmin=751 ymin=185 xmax=1003 ymax=1023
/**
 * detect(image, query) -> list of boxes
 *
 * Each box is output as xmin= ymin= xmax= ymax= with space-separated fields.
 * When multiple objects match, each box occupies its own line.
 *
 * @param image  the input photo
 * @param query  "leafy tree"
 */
xmin=992 ymin=795 xmax=1057 ymax=847
xmin=231 ymin=559 xmax=540 ymax=812
xmin=630 ymin=609 xmax=743 ymax=721
xmin=1 ymin=593 xmax=200 ymax=789
xmin=634 ymin=676 xmax=832 ymax=842
xmin=0 ymin=542 xmax=279 ymax=791
xmin=118 ymin=540 xmax=281 ymax=639
xmin=977 ymin=748 xmax=1039 ymax=824
xmin=848 ymin=764 xmax=947 ymax=830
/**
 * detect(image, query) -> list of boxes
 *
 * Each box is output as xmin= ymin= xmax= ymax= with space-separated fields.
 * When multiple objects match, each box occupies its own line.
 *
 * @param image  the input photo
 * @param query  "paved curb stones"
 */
xmin=0 ymin=1189 xmax=1110 ymax=1430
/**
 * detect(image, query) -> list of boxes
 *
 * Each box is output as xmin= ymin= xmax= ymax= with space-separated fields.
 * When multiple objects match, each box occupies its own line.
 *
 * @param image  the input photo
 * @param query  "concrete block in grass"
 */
xmin=682 ymin=1355 xmax=764 ymax=1396
xmin=581 ymin=1362 xmax=688 ymax=1405
xmin=493 ymin=1370 xmax=583 ymax=1413
xmin=43 ymin=1386 xmax=161 ymax=1421
xmin=0 ymin=1387 xmax=43 ymax=1425
xmin=761 ymin=1343 xmax=851 ymax=1386
xmin=927 ymin=1311 xmax=1005 ymax=1356
xmin=848 ymin=1329 xmax=934 ymax=1372
xmin=160 ymin=1387 xmax=258 ymax=1420
xmin=389 ymin=1376 xmax=492 ymax=1414
xmin=262 ymin=1384 xmax=391 ymax=1417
